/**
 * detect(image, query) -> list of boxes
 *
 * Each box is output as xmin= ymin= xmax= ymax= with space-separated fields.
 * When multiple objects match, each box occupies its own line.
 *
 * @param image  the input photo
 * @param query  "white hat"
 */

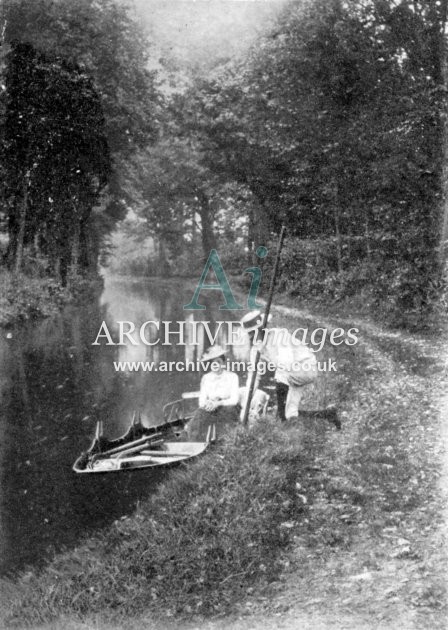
xmin=240 ymin=310 xmax=272 ymax=333
xmin=201 ymin=345 xmax=227 ymax=362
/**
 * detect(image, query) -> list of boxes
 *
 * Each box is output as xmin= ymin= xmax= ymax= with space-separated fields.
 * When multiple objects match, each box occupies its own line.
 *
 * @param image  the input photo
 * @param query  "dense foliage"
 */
xmin=1 ymin=0 xmax=447 ymax=322
xmin=0 ymin=0 xmax=157 ymax=283
xmin=3 ymin=42 xmax=110 ymax=280
xmin=130 ymin=0 xmax=448 ymax=324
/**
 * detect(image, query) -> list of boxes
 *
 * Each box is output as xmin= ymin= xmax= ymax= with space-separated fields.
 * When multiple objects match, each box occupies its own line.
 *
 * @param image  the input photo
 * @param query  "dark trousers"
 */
xmin=276 ymin=382 xmax=289 ymax=422
xmin=275 ymin=384 xmax=339 ymax=427
xmin=187 ymin=406 xmax=239 ymax=441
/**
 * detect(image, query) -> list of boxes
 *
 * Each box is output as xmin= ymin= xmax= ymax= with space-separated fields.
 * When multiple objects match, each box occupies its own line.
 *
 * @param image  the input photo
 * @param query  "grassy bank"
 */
xmin=0 ymin=271 xmax=103 ymax=327
xmin=1 ymin=301 xmax=446 ymax=629
xmin=3 ymin=424 xmax=313 ymax=626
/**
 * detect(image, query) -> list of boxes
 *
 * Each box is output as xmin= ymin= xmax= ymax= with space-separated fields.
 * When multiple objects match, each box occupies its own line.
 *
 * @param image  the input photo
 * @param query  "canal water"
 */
xmin=0 ymin=276 xmax=248 ymax=576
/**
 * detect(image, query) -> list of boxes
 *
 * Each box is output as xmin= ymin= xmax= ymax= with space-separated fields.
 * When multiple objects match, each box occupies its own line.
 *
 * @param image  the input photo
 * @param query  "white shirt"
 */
xmin=199 ymin=370 xmax=240 ymax=408
xmin=250 ymin=327 xmax=316 ymax=385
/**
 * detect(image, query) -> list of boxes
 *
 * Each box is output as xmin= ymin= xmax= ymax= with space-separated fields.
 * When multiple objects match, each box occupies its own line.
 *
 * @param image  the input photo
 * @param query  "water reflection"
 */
xmin=0 ymin=276 xmax=245 ymax=576
xmin=97 ymin=277 xmax=248 ymax=431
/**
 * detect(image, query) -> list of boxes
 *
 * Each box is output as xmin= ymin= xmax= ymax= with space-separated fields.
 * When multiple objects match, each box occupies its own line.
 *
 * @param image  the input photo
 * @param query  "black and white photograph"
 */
xmin=0 ymin=0 xmax=447 ymax=628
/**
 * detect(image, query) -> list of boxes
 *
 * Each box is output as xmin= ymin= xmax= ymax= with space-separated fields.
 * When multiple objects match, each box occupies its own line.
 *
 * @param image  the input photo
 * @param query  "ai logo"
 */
xmin=183 ymin=247 xmax=268 ymax=310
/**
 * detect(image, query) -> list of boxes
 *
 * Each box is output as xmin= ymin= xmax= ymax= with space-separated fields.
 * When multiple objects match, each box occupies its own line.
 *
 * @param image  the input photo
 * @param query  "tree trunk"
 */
xmin=196 ymin=189 xmax=216 ymax=261
xmin=333 ymin=185 xmax=343 ymax=275
xmin=5 ymin=213 xmax=19 ymax=268
xmin=31 ymin=232 xmax=39 ymax=258
xmin=14 ymin=173 xmax=30 ymax=274
xmin=157 ymin=237 xmax=170 ymax=276
xmin=247 ymin=206 xmax=254 ymax=265
xmin=251 ymin=200 xmax=271 ymax=265
xmin=191 ymin=207 xmax=197 ymax=242
xmin=79 ymin=218 xmax=98 ymax=273
xmin=365 ymin=217 xmax=371 ymax=265
xmin=437 ymin=0 xmax=448 ymax=267
xmin=53 ymin=257 xmax=60 ymax=279
xmin=70 ymin=220 xmax=80 ymax=277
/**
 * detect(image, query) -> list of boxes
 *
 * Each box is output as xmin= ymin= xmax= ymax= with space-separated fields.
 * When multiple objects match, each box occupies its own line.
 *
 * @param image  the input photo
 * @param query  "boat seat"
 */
xmin=182 ymin=391 xmax=200 ymax=399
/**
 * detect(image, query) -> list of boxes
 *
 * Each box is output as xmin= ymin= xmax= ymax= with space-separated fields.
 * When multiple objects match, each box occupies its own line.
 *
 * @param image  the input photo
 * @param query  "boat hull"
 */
xmin=73 ymin=441 xmax=208 ymax=474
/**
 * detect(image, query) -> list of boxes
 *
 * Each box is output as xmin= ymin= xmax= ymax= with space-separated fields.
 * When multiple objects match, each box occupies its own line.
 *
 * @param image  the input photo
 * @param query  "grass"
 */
xmin=3 ymin=423 xmax=314 ymax=627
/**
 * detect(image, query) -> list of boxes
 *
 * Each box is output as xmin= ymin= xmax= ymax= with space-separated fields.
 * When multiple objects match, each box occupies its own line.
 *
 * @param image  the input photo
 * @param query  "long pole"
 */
xmin=242 ymin=225 xmax=286 ymax=425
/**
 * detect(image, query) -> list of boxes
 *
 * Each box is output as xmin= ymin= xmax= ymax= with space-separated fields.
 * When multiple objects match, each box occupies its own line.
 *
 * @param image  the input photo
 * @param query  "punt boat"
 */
xmin=73 ymin=399 xmax=214 ymax=474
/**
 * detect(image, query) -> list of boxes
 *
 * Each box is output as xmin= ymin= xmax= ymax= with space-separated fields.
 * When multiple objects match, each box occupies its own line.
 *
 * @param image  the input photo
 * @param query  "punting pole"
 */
xmin=242 ymin=225 xmax=286 ymax=426
xmin=95 ymin=420 xmax=103 ymax=439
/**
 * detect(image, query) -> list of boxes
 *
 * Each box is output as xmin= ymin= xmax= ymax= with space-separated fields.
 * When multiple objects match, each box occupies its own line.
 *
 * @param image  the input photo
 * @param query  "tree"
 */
xmin=2 ymin=42 xmax=110 ymax=281
xmin=1 ymin=0 xmax=160 ymax=280
xmin=178 ymin=0 xmax=447 ymax=314
xmin=3 ymin=0 xmax=157 ymax=155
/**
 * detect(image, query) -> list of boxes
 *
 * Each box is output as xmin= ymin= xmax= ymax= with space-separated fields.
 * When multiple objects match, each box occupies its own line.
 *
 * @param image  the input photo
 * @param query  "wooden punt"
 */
xmin=73 ymin=401 xmax=214 ymax=474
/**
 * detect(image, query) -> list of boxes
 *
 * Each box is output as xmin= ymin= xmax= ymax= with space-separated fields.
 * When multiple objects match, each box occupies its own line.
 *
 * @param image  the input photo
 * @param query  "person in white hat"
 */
xmin=187 ymin=344 xmax=240 ymax=440
xmin=240 ymin=310 xmax=340 ymax=429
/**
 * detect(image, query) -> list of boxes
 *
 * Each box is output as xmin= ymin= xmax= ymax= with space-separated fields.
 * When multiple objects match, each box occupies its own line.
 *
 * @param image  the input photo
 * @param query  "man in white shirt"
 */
xmin=241 ymin=311 xmax=340 ymax=429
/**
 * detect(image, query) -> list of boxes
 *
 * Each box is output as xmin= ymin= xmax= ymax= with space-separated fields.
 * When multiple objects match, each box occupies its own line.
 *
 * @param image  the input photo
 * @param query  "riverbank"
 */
xmin=1 ymin=298 xmax=447 ymax=629
xmin=0 ymin=271 xmax=103 ymax=328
